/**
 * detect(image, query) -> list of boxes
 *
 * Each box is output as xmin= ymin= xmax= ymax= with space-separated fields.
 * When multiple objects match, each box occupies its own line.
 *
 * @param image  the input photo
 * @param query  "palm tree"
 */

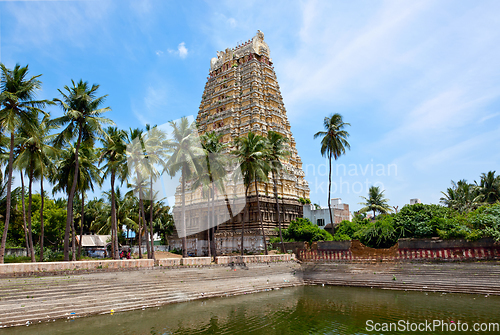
xmin=126 ymin=128 xmax=152 ymax=259
xmin=15 ymin=112 xmax=58 ymax=261
xmin=440 ymin=180 xmax=481 ymax=214
xmin=197 ymin=131 xmax=231 ymax=259
xmin=99 ymin=127 xmax=128 ymax=259
xmin=143 ymin=124 xmax=168 ymax=260
xmin=475 ymin=171 xmax=500 ymax=204
xmin=266 ymin=131 xmax=290 ymax=253
xmin=51 ymin=143 xmax=102 ymax=260
xmin=166 ymin=117 xmax=202 ymax=257
xmin=51 ymin=79 xmax=112 ymax=261
xmin=359 ymin=186 xmax=392 ymax=219
xmin=0 ymin=63 xmax=51 ymax=263
xmin=234 ymin=132 xmax=270 ymax=255
xmin=313 ymin=113 xmax=350 ymax=232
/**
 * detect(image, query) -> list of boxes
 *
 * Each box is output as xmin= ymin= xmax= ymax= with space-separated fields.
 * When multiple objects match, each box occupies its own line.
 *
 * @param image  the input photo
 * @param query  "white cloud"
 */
xmin=168 ymin=42 xmax=188 ymax=59
xmin=177 ymin=42 xmax=188 ymax=58
xmin=155 ymin=50 xmax=164 ymax=56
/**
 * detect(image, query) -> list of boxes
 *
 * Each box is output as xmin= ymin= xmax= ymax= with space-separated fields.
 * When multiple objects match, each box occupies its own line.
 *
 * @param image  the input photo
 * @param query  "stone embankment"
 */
xmin=302 ymin=261 xmax=500 ymax=296
xmin=0 ymin=254 xmax=292 ymax=277
xmin=0 ymin=261 xmax=301 ymax=329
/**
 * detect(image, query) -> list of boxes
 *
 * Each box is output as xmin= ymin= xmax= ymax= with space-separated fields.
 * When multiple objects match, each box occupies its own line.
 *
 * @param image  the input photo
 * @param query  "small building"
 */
xmin=410 ymin=198 xmax=422 ymax=205
xmin=303 ymin=198 xmax=352 ymax=230
xmin=76 ymin=235 xmax=111 ymax=258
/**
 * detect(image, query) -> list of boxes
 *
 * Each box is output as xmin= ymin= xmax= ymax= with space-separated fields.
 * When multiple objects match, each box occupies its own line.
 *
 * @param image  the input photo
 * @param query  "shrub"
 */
xmin=353 ymin=215 xmax=398 ymax=248
xmin=282 ymin=218 xmax=333 ymax=243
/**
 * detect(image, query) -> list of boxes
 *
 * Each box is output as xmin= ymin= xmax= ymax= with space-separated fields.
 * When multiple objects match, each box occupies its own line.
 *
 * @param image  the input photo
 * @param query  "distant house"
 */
xmin=303 ymin=198 xmax=352 ymax=230
xmin=410 ymin=198 xmax=421 ymax=205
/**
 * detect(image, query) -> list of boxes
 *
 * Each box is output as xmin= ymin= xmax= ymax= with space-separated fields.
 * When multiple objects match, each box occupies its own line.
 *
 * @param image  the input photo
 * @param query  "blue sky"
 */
xmin=1 ymin=0 xmax=499 ymax=212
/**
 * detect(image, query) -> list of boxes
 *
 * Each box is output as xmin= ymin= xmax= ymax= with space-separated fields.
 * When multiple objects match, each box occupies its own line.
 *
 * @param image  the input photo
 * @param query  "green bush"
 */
xmin=353 ymin=215 xmax=398 ymax=248
xmin=281 ymin=218 xmax=333 ymax=243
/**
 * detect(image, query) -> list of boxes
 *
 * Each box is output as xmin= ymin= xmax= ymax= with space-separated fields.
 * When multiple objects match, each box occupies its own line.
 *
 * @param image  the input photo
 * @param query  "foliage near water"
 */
xmin=333 ymin=203 xmax=500 ymax=248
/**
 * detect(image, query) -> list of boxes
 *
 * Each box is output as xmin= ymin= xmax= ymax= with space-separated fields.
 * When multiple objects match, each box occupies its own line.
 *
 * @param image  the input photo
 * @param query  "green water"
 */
xmin=4 ymin=286 xmax=500 ymax=334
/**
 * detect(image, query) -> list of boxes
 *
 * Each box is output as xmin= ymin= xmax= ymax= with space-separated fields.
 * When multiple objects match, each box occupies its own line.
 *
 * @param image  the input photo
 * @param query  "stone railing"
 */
xmin=297 ymin=239 xmax=500 ymax=262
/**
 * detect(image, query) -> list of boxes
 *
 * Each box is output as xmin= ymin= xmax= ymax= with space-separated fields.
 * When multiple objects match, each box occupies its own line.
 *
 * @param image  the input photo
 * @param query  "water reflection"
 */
xmin=3 ymin=286 xmax=500 ymax=334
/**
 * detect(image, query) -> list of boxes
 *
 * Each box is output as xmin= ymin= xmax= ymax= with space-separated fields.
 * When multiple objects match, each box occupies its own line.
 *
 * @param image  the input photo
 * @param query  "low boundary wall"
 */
xmin=0 ymin=254 xmax=292 ymax=276
xmin=0 ymin=259 xmax=154 ymax=276
xmin=298 ymin=238 xmax=500 ymax=261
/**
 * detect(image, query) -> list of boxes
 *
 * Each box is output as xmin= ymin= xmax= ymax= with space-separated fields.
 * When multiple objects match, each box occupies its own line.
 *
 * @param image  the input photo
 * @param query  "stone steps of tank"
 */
xmin=0 ymin=263 xmax=301 ymax=328
xmin=0 ymin=265 xmax=298 ymax=301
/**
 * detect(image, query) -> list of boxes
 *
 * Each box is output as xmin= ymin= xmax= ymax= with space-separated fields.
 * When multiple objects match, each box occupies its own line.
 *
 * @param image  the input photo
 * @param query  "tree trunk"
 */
xmin=20 ymin=171 xmax=30 ymax=257
xmin=327 ymin=152 xmax=334 ymax=234
xmin=138 ymin=206 xmax=142 ymax=259
xmin=71 ymin=210 xmax=76 ymax=261
xmin=273 ymin=171 xmax=285 ymax=253
xmin=211 ymin=186 xmax=216 ymax=261
xmin=149 ymin=175 xmax=155 ymax=260
xmin=207 ymin=190 xmax=211 ymax=259
xmin=64 ymin=127 xmax=83 ymax=261
xmin=241 ymin=184 xmax=250 ymax=256
xmin=110 ymin=173 xmax=118 ymax=259
xmin=255 ymin=179 xmax=268 ymax=255
xmin=77 ymin=193 xmax=84 ymax=260
xmin=39 ymin=176 xmax=45 ymax=262
xmin=27 ymin=169 xmax=36 ymax=262
xmin=181 ymin=168 xmax=187 ymax=258
xmin=0 ymin=132 xmax=16 ymax=263
xmin=140 ymin=197 xmax=150 ymax=259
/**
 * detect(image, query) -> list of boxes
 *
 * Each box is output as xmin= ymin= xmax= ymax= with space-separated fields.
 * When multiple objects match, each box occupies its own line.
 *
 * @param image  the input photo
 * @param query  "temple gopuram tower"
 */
xmin=170 ymin=30 xmax=309 ymax=255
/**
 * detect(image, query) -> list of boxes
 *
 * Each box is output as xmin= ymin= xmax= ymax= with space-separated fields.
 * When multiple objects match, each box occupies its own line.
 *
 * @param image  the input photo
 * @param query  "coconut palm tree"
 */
xmin=99 ymin=127 xmax=128 ymax=259
xmin=15 ymin=112 xmax=58 ymax=261
xmin=475 ymin=171 xmax=500 ymax=204
xmin=196 ymin=131 xmax=231 ymax=259
xmin=0 ymin=63 xmax=51 ymax=263
xmin=51 ymin=143 xmax=102 ymax=260
xmin=142 ymin=124 xmax=168 ymax=259
xmin=266 ymin=131 xmax=290 ymax=253
xmin=440 ymin=180 xmax=481 ymax=214
xmin=313 ymin=114 xmax=350 ymax=232
xmin=233 ymin=131 xmax=270 ymax=255
xmin=126 ymin=127 xmax=152 ymax=259
xmin=166 ymin=117 xmax=203 ymax=257
xmin=359 ymin=186 xmax=392 ymax=219
xmin=51 ymin=79 xmax=112 ymax=261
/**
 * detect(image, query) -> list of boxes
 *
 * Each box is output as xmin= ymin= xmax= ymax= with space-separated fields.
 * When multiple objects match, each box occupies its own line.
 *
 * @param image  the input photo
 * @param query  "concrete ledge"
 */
xmin=180 ymin=257 xmax=211 ymax=266
xmin=0 ymin=259 xmax=154 ymax=276
xmin=156 ymin=258 xmax=181 ymax=267
xmin=215 ymin=254 xmax=291 ymax=264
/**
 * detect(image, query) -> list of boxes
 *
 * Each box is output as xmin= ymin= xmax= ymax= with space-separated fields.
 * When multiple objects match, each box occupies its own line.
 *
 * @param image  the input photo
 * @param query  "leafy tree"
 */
xmin=358 ymin=186 xmax=392 ymax=219
xmin=314 ymin=113 xmax=350 ymax=233
xmin=51 ymin=79 xmax=112 ymax=261
xmin=266 ymin=131 xmax=290 ymax=253
xmin=0 ymin=63 xmax=51 ymax=263
xmin=233 ymin=131 xmax=270 ymax=255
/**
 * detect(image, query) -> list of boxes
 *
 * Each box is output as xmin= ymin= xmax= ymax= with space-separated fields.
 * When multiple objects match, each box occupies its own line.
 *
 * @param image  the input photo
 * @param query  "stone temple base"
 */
xmin=168 ymin=230 xmax=265 ymax=256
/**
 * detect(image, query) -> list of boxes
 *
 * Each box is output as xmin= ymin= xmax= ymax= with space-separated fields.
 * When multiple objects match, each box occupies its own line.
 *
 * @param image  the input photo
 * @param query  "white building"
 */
xmin=303 ymin=198 xmax=352 ymax=229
